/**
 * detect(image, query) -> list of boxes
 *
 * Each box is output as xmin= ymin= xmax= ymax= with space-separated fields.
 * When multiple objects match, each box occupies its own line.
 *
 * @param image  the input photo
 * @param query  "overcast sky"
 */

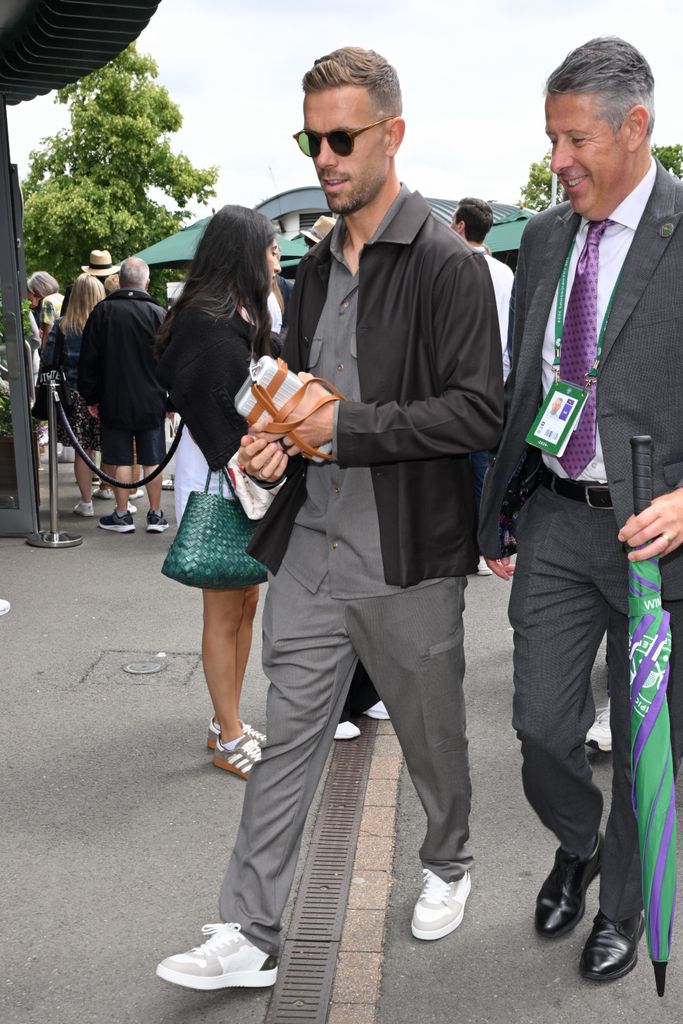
xmin=6 ymin=0 xmax=683 ymax=222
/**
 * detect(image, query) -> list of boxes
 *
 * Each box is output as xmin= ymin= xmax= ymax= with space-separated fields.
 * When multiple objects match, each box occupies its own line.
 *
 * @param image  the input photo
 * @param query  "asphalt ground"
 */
xmin=2 ymin=463 xmax=682 ymax=1023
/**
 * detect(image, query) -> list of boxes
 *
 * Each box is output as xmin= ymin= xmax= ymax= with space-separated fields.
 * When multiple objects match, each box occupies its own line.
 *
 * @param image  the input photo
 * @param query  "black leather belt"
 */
xmin=540 ymin=465 xmax=613 ymax=509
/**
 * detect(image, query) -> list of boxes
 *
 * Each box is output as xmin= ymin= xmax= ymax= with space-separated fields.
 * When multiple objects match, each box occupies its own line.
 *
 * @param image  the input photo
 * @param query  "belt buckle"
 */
xmin=585 ymin=485 xmax=610 ymax=510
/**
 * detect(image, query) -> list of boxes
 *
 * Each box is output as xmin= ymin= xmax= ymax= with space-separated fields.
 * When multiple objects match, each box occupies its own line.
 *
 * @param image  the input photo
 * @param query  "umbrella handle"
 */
xmin=631 ymin=435 xmax=653 ymax=515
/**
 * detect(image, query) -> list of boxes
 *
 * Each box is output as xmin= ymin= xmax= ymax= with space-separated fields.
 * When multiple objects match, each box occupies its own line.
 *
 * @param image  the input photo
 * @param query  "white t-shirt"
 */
xmin=473 ymin=247 xmax=514 ymax=380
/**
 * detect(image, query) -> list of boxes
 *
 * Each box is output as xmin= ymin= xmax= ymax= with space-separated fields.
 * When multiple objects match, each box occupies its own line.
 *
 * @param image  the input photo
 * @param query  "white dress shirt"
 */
xmin=472 ymin=246 xmax=515 ymax=380
xmin=541 ymin=158 xmax=656 ymax=482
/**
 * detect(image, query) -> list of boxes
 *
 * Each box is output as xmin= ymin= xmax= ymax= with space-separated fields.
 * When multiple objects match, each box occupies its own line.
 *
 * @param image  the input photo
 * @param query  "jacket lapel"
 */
xmin=519 ymin=206 xmax=578 ymax=383
xmin=526 ymin=207 xmax=578 ymax=343
xmin=601 ymin=164 xmax=682 ymax=363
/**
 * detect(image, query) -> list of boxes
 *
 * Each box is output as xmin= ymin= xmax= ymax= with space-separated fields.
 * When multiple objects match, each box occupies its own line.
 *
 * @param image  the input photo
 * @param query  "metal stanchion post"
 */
xmin=26 ymin=377 xmax=82 ymax=548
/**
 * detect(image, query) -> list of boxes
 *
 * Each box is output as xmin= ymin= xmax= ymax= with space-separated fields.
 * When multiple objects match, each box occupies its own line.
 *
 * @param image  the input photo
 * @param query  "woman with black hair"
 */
xmin=156 ymin=205 xmax=280 ymax=779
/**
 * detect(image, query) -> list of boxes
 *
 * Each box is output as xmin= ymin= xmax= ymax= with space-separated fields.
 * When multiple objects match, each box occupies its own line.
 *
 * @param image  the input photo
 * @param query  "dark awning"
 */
xmin=0 ymin=1 xmax=161 ymax=105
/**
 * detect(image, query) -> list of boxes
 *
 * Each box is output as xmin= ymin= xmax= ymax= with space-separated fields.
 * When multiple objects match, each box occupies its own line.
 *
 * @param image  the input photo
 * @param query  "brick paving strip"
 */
xmin=329 ymin=721 xmax=402 ymax=1024
xmin=264 ymin=719 xmax=403 ymax=1024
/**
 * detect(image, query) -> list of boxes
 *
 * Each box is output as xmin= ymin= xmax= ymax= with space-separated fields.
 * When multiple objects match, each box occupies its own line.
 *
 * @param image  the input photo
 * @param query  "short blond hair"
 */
xmin=302 ymin=47 xmax=402 ymax=116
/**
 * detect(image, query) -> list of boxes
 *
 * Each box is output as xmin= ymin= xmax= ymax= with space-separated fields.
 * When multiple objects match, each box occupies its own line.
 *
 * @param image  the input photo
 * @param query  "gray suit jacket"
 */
xmin=478 ymin=161 xmax=683 ymax=597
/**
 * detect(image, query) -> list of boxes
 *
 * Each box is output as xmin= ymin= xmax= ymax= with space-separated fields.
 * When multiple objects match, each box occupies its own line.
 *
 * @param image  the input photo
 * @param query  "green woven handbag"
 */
xmin=161 ymin=467 xmax=267 ymax=589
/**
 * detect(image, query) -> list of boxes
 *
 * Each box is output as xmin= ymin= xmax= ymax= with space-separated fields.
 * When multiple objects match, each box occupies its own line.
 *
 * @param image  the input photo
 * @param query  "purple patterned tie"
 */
xmin=558 ymin=219 xmax=612 ymax=478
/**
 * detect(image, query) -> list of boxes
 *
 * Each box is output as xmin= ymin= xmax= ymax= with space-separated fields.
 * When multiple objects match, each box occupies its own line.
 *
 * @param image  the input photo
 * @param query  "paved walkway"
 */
xmin=2 ymin=463 xmax=682 ymax=1023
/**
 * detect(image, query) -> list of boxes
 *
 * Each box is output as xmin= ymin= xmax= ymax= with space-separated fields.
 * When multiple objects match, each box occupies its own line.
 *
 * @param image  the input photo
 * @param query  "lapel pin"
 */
xmin=658 ymin=222 xmax=674 ymax=238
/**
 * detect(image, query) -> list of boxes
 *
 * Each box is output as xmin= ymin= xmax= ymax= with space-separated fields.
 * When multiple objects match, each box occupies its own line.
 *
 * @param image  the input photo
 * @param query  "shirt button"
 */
xmin=331 ymin=542 xmax=338 ymax=550
xmin=333 ymin=486 xmax=340 ymax=494
xmin=340 ymin=300 xmax=349 ymax=310
xmin=336 ymin=363 xmax=344 ymax=372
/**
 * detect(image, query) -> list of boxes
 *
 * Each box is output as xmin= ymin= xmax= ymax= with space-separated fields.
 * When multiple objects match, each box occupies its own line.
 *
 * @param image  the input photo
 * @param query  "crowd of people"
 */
xmin=25 ymin=32 xmax=683 ymax=1002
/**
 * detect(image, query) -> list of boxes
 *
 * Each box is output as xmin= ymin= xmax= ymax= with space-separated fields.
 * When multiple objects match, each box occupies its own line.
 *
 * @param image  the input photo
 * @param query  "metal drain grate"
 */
xmin=265 ymin=718 xmax=378 ymax=1024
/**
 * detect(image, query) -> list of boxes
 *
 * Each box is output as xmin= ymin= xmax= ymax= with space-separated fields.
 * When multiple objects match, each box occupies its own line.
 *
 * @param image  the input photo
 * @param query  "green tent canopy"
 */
xmin=484 ymin=210 xmax=534 ymax=253
xmin=134 ymin=217 xmax=308 ymax=269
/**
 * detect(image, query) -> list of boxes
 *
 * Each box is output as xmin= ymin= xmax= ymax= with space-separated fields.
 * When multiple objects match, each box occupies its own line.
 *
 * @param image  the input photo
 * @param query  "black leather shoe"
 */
xmin=535 ymin=834 xmax=602 ymax=937
xmin=579 ymin=910 xmax=644 ymax=981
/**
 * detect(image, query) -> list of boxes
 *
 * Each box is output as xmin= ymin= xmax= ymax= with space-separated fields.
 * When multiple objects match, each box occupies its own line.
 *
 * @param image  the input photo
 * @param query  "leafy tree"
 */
xmin=652 ymin=143 xmax=682 ymax=178
xmin=22 ymin=44 xmax=217 ymax=301
xmin=520 ymin=152 xmax=562 ymax=211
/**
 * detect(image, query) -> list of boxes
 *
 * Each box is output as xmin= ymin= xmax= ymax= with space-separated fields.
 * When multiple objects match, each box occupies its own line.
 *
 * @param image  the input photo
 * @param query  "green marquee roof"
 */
xmin=134 ymin=217 xmax=309 ymax=269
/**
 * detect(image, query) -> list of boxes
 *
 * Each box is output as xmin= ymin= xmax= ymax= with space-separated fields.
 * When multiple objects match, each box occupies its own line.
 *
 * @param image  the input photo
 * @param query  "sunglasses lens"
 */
xmin=296 ymin=131 xmax=319 ymax=157
xmin=328 ymin=131 xmax=354 ymax=157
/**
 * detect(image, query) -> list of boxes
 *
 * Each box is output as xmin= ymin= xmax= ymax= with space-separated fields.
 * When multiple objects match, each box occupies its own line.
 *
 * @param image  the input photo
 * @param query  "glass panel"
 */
xmin=0 ymin=97 xmax=39 ymax=535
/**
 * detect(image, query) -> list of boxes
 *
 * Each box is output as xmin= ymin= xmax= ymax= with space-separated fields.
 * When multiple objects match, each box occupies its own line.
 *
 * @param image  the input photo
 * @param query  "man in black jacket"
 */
xmin=157 ymin=46 xmax=503 ymax=991
xmin=79 ymin=257 xmax=168 ymax=534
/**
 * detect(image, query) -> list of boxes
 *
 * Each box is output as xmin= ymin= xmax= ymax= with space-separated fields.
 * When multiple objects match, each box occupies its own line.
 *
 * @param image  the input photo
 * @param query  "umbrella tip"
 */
xmin=653 ymin=960 xmax=667 ymax=997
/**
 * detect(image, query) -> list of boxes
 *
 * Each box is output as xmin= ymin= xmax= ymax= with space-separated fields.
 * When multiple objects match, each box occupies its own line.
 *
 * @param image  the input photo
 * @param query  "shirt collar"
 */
xmin=330 ymin=183 xmax=411 ymax=264
xmin=579 ymin=157 xmax=656 ymax=235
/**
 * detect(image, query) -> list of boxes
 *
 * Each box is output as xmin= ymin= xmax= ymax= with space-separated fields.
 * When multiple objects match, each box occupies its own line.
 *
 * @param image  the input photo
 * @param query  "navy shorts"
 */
xmin=101 ymin=423 xmax=166 ymax=466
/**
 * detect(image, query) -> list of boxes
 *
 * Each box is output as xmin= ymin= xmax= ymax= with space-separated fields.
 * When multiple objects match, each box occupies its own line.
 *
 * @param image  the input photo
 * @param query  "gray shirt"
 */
xmin=282 ymin=185 xmax=440 ymax=599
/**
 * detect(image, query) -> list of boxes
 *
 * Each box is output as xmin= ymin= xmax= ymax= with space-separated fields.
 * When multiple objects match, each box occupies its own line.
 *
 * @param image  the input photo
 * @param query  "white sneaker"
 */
xmin=92 ymin=487 xmax=114 ymax=500
xmin=129 ymin=487 xmax=144 ymax=499
xmin=242 ymin=721 xmax=267 ymax=745
xmin=477 ymin=556 xmax=493 ymax=576
xmin=0 ymin=598 xmax=10 ymax=616
xmin=156 ymin=922 xmax=277 ymax=990
xmin=334 ymin=720 xmax=361 ymax=740
xmin=127 ymin=502 xmax=137 ymax=514
xmin=411 ymin=868 xmax=471 ymax=940
xmin=73 ymin=500 xmax=94 ymax=517
xmin=586 ymin=700 xmax=611 ymax=752
xmin=57 ymin=445 xmax=75 ymax=463
xmin=363 ymin=700 xmax=390 ymax=720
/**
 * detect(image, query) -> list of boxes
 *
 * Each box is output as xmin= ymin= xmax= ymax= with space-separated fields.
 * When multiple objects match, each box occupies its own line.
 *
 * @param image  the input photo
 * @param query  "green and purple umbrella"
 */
xmin=629 ymin=436 xmax=676 ymax=997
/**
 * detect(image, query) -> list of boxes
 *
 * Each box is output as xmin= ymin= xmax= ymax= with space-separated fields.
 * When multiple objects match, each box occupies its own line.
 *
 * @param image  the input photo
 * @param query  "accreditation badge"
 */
xmin=525 ymin=379 xmax=588 ymax=457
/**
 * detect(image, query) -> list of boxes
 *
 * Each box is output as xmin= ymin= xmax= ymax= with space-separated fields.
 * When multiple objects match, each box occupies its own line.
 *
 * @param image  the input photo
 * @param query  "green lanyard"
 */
xmin=553 ymin=232 xmax=620 ymax=388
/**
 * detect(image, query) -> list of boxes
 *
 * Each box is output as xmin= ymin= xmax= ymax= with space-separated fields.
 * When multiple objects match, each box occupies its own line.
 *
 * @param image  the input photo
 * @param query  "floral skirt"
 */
xmin=57 ymin=390 xmax=101 ymax=452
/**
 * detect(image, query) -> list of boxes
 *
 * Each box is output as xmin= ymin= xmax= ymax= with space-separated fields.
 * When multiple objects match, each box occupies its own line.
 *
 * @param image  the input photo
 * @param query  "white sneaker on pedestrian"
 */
xmin=586 ymin=700 xmax=611 ymax=752
xmin=92 ymin=487 xmax=114 ymax=500
xmin=334 ymin=720 xmax=361 ymax=740
xmin=411 ymin=868 xmax=471 ymax=940
xmin=477 ymin=556 xmax=493 ymax=576
xmin=73 ymin=500 xmax=94 ymax=517
xmin=129 ymin=487 xmax=144 ymax=499
xmin=363 ymin=700 xmax=390 ymax=720
xmin=0 ymin=598 xmax=10 ymax=616
xmin=156 ymin=922 xmax=277 ymax=990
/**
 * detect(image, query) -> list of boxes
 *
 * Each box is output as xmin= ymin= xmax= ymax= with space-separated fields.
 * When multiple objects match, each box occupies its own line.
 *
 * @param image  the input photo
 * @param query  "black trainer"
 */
xmin=146 ymin=509 xmax=169 ymax=533
xmin=98 ymin=510 xmax=135 ymax=533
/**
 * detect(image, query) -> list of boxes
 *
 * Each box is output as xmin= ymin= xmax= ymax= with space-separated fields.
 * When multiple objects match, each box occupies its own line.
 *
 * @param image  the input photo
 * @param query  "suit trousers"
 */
xmin=218 ymin=565 xmax=472 ymax=955
xmin=509 ymin=485 xmax=683 ymax=921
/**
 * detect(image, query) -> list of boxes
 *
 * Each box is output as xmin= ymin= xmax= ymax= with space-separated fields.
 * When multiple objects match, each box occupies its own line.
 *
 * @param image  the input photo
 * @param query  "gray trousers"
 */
xmin=219 ymin=566 xmax=472 ymax=955
xmin=509 ymin=485 xmax=683 ymax=921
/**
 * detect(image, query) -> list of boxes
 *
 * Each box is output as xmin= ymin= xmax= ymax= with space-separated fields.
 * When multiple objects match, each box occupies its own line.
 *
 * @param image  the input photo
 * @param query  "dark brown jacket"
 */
xmin=249 ymin=190 xmax=504 ymax=586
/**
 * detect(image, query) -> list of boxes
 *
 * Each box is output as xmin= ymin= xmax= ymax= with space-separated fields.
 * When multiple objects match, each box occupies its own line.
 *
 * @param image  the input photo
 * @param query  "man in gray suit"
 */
xmin=479 ymin=36 xmax=683 ymax=983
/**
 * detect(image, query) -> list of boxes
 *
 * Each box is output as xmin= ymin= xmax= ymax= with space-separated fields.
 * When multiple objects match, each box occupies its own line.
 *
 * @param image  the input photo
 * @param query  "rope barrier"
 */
xmin=56 ymin=398 xmax=184 ymax=489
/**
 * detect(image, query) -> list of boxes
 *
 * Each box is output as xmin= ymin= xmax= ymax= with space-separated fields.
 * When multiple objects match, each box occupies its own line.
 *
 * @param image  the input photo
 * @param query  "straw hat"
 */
xmin=301 ymin=215 xmax=336 ymax=245
xmin=81 ymin=249 xmax=121 ymax=277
